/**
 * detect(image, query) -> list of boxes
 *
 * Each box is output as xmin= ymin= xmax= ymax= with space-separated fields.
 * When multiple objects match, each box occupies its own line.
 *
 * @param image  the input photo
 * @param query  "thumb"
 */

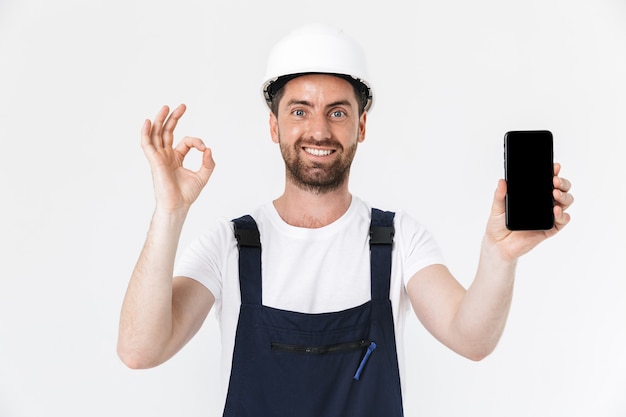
xmin=490 ymin=179 xmax=507 ymax=217
xmin=197 ymin=147 xmax=216 ymax=184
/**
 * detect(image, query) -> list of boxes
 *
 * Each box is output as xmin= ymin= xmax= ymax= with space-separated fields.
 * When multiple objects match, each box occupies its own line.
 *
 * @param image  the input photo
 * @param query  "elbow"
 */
xmin=459 ymin=342 xmax=498 ymax=362
xmin=448 ymin=337 xmax=498 ymax=362
xmin=117 ymin=341 xmax=161 ymax=370
xmin=118 ymin=353 xmax=147 ymax=370
xmin=464 ymin=349 xmax=492 ymax=362
xmin=448 ymin=323 xmax=504 ymax=362
xmin=117 ymin=347 xmax=147 ymax=370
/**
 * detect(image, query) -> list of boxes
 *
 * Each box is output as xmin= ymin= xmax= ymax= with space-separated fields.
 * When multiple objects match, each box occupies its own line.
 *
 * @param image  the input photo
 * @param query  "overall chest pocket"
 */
xmin=225 ymin=303 xmax=404 ymax=416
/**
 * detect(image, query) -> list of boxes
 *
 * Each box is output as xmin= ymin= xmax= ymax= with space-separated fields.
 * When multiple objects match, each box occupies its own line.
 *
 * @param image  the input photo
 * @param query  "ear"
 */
xmin=357 ymin=112 xmax=367 ymax=143
xmin=269 ymin=112 xmax=279 ymax=144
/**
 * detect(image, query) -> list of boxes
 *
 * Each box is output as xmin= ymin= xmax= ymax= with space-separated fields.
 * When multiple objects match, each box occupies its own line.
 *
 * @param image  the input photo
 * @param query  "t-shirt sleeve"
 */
xmin=173 ymin=219 xmax=236 ymax=303
xmin=395 ymin=211 xmax=446 ymax=287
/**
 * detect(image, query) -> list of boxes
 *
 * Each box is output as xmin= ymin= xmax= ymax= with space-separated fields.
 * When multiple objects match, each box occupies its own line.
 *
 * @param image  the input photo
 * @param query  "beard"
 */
xmin=278 ymin=134 xmax=358 ymax=195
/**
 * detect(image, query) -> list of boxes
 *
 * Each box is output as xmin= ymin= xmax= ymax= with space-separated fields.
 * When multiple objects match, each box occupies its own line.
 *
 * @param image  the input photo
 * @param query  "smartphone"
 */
xmin=504 ymin=130 xmax=555 ymax=230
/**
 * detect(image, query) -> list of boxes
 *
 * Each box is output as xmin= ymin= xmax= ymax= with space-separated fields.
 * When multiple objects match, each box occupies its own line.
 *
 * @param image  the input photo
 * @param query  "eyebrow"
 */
xmin=284 ymin=99 xmax=354 ymax=110
xmin=285 ymin=99 xmax=312 ymax=108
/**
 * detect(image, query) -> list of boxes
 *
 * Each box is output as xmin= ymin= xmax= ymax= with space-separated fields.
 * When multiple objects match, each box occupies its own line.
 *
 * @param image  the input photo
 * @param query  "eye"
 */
xmin=293 ymin=109 xmax=305 ymax=117
xmin=330 ymin=110 xmax=346 ymax=118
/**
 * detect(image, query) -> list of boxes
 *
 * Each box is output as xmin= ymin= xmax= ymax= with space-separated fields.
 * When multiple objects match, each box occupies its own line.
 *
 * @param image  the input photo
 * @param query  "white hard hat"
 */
xmin=261 ymin=23 xmax=374 ymax=113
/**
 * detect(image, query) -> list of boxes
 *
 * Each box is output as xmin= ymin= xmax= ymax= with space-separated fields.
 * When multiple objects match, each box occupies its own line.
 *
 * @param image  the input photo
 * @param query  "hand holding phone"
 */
xmin=504 ymin=130 xmax=555 ymax=231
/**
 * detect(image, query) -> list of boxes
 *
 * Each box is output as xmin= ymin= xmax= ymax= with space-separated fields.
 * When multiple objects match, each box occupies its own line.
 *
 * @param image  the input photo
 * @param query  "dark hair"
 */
xmin=268 ymin=73 xmax=370 ymax=116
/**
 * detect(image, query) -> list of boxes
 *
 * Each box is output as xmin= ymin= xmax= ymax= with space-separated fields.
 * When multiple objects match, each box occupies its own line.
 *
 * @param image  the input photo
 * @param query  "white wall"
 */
xmin=1 ymin=0 xmax=625 ymax=416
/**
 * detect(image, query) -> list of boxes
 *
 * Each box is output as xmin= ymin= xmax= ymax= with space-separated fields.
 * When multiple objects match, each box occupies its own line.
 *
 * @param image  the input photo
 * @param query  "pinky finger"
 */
xmin=553 ymin=205 xmax=571 ymax=230
xmin=140 ymin=119 xmax=155 ymax=151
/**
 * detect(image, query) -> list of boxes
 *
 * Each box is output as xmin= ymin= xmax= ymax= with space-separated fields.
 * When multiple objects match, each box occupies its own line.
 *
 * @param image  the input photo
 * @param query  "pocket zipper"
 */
xmin=270 ymin=339 xmax=377 ymax=380
xmin=271 ymin=339 xmax=372 ymax=355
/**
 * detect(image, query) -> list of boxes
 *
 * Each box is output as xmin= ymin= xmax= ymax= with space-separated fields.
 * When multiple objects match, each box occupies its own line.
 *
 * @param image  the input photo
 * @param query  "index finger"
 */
xmin=552 ymin=162 xmax=571 ymax=192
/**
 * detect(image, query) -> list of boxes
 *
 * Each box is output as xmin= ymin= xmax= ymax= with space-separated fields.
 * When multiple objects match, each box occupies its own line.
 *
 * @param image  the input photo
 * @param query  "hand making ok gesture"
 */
xmin=140 ymin=104 xmax=215 ymax=214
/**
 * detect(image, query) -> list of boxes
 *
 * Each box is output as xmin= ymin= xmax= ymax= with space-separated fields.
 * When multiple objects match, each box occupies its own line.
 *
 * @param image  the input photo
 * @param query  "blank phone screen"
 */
xmin=504 ymin=130 xmax=555 ymax=230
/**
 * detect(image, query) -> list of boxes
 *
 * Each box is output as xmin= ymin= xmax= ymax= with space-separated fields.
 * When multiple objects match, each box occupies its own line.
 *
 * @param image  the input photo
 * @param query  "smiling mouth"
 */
xmin=303 ymin=147 xmax=334 ymax=157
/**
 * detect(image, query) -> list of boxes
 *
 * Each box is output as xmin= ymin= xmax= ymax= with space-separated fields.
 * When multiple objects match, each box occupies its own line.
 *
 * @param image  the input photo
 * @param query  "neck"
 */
xmin=273 ymin=183 xmax=353 ymax=228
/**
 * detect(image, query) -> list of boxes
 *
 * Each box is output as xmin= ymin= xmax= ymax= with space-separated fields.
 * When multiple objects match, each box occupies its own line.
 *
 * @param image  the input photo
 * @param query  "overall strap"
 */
xmin=232 ymin=215 xmax=262 ymax=305
xmin=369 ymin=208 xmax=395 ymax=301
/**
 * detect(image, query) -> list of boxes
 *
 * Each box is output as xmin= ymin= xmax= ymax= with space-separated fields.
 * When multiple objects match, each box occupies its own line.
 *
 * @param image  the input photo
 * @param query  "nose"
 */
xmin=305 ymin=112 xmax=331 ymax=141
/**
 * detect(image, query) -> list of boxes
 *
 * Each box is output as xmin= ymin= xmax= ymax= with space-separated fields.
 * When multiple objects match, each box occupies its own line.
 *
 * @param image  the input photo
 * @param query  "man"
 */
xmin=117 ymin=24 xmax=573 ymax=416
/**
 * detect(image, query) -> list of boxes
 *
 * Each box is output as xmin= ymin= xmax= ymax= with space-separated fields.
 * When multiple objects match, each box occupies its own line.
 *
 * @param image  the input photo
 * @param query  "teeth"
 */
xmin=304 ymin=148 xmax=333 ymax=156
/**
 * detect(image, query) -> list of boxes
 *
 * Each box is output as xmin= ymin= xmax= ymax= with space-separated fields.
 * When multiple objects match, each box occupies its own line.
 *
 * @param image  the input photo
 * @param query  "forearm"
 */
xmin=117 ymin=208 xmax=188 ymax=368
xmin=451 ymin=238 xmax=517 ymax=360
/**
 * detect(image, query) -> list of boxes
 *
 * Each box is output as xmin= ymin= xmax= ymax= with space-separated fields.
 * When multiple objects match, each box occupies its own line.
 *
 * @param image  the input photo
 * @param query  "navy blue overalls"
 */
xmin=223 ymin=208 xmax=404 ymax=417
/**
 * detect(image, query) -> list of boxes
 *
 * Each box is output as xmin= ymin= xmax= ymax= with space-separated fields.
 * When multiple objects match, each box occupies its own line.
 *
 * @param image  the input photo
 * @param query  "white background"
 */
xmin=1 ymin=0 xmax=625 ymax=416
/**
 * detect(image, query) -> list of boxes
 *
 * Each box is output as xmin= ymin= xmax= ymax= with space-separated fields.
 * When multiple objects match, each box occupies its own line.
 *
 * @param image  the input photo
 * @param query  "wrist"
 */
xmin=151 ymin=206 xmax=189 ymax=229
xmin=481 ymin=236 xmax=519 ymax=268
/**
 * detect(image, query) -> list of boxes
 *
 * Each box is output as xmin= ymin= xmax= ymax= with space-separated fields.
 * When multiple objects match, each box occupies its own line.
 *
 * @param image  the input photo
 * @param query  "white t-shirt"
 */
xmin=174 ymin=196 xmax=445 ymax=407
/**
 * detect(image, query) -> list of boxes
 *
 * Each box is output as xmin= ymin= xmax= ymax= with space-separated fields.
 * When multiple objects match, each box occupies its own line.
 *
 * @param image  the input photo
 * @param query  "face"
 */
xmin=269 ymin=74 xmax=367 ymax=194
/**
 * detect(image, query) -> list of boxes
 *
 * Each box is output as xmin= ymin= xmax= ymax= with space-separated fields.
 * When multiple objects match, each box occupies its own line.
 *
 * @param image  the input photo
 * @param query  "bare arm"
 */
xmin=408 ymin=164 xmax=574 ymax=361
xmin=117 ymin=104 xmax=216 ymax=369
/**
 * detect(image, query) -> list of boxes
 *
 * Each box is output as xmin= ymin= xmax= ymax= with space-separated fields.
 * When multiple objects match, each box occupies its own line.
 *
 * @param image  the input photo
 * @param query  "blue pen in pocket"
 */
xmin=353 ymin=341 xmax=377 ymax=381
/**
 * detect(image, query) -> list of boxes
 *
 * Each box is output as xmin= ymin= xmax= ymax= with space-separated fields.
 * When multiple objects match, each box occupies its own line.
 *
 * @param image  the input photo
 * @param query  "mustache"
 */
xmin=295 ymin=137 xmax=343 ymax=149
